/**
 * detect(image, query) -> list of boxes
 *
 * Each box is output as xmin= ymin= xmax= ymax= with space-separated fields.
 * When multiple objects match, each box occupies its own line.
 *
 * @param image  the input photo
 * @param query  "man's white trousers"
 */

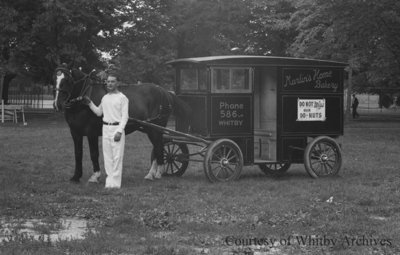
xmin=102 ymin=125 xmax=125 ymax=188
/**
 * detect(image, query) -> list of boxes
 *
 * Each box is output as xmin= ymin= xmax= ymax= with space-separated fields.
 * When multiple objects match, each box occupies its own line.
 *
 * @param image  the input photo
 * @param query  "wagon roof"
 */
xmin=166 ymin=55 xmax=347 ymax=67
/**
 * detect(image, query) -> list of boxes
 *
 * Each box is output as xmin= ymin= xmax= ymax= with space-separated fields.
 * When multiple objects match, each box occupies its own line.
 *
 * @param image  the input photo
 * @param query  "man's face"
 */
xmin=56 ymin=70 xmax=62 ymax=76
xmin=106 ymin=76 xmax=118 ymax=92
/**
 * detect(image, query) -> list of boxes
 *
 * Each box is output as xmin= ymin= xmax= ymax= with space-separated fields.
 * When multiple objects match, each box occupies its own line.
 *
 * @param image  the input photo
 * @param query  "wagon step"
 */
xmin=288 ymin=145 xmax=305 ymax=151
xmin=254 ymin=159 xmax=288 ymax=164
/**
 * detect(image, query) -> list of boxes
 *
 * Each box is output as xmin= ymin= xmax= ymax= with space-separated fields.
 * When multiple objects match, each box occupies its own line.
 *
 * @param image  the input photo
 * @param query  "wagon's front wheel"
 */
xmin=259 ymin=162 xmax=291 ymax=176
xmin=163 ymin=141 xmax=189 ymax=177
xmin=304 ymin=136 xmax=342 ymax=178
xmin=204 ymin=139 xmax=243 ymax=182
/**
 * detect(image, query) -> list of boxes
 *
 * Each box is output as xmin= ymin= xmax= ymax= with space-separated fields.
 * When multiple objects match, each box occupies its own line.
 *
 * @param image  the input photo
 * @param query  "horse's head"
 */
xmin=54 ymin=68 xmax=96 ymax=111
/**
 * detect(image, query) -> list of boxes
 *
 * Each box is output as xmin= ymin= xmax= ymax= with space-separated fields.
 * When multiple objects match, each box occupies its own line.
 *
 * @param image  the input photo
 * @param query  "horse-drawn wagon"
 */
xmin=144 ymin=55 xmax=346 ymax=182
xmin=55 ymin=55 xmax=346 ymax=183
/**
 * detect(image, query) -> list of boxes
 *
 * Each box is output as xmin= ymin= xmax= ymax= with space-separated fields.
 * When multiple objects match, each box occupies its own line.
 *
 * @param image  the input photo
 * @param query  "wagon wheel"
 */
xmin=163 ymin=141 xmax=189 ymax=176
xmin=152 ymin=141 xmax=189 ymax=177
xmin=259 ymin=162 xmax=291 ymax=176
xmin=204 ymin=139 xmax=243 ymax=183
xmin=304 ymin=136 xmax=342 ymax=178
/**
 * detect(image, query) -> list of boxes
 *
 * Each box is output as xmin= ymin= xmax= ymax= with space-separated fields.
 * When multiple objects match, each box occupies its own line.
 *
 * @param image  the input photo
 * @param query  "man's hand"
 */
xmin=114 ymin=132 xmax=122 ymax=142
xmin=77 ymin=96 xmax=91 ymax=105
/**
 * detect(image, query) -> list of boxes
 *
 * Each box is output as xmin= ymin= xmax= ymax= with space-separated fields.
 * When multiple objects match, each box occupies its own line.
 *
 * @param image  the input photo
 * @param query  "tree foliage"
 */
xmin=113 ymin=0 xmax=254 ymax=85
xmin=1 ymin=0 xmax=400 ymax=93
xmin=246 ymin=0 xmax=297 ymax=56
xmin=109 ymin=0 xmax=174 ymax=85
xmin=0 ymin=0 xmax=127 ymax=83
xmin=287 ymin=0 xmax=400 ymax=91
xmin=166 ymin=0 xmax=253 ymax=57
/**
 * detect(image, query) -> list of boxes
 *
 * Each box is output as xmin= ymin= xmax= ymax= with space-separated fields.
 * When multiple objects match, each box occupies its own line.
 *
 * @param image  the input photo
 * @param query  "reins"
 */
xmin=63 ymin=70 xmax=96 ymax=108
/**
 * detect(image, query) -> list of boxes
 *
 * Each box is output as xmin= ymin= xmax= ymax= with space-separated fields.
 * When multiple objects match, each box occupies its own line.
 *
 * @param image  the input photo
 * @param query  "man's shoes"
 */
xmin=105 ymin=186 xmax=120 ymax=189
xmin=88 ymin=171 xmax=101 ymax=183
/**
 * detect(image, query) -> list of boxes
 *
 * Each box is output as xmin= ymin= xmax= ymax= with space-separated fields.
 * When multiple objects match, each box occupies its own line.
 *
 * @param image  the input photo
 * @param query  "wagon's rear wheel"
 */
xmin=304 ymin=136 xmax=342 ymax=178
xmin=259 ymin=162 xmax=291 ymax=176
xmin=152 ymin=141 xmax=189 ymax=177
xmin=204 ymin=139 xmax=243 ymax=182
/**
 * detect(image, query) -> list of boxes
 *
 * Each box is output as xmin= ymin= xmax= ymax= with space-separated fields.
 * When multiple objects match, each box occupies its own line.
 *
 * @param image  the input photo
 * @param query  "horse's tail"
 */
xmin=168 ymin=91 xmax=192 ymax=120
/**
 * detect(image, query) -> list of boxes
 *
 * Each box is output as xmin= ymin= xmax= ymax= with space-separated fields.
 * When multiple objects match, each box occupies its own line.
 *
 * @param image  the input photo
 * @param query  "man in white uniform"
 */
xmin=85 ymin=73 xmax=129 ymax=188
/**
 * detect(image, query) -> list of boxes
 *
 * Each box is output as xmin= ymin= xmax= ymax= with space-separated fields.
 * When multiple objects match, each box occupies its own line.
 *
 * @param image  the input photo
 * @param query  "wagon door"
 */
xmin=253 ymin=67 xmax=278 ymax=162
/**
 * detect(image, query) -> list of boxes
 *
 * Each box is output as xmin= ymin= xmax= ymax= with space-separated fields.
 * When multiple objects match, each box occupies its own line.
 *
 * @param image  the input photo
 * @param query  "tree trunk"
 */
xmin=1 ymin=73 xmax=17 ymax=104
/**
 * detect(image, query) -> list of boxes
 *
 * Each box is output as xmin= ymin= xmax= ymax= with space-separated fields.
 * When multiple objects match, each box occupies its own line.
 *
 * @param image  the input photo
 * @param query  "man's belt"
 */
xmin=103 ymin=121 xmax=120 ymax=126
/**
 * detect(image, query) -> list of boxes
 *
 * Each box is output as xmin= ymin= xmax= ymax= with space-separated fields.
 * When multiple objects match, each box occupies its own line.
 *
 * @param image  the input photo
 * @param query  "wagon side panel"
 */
xmin=176 ymin=95 xmax=209 ymax=136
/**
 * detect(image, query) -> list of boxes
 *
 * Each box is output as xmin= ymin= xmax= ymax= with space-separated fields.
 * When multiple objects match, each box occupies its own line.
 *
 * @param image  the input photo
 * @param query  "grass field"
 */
xmin=0 ymin=113 xmax=399 ymax=255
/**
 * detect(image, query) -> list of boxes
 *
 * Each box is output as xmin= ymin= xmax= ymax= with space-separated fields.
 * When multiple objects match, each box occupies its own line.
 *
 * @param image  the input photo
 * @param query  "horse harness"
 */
xmin=57 ymin=71 xmax=93 ymax=108
xmin=145 ymin=85 xmax=173 ymax=123
xmin=59 ymin=73 xmax=172 ymax=124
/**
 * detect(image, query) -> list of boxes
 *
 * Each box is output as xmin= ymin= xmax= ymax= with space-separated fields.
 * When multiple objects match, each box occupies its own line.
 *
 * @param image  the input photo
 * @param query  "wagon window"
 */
xmin=180 ymin=68 xmax=207 ymax=91
xmin=211 ymin=68 xmax=252 ymax=93
xmin=213 ymin=69 xmax=230 ymax=90
xmin=198 ymin=68 xmax=207 ymax=90
xmin=180 ymin=69 xmax=197 ymax=90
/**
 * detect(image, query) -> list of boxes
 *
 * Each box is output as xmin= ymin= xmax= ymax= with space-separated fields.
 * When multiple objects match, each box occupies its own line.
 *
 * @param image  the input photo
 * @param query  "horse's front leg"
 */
xmin=70 ymin=131 xmax=83 ymax=182
xmin=144 ymin=159 xmax=158 ymax=181
xmin=144 ymin=131 xmax=164 ymax=181
xmin=87 ymin=135 xmax=101 ymax=183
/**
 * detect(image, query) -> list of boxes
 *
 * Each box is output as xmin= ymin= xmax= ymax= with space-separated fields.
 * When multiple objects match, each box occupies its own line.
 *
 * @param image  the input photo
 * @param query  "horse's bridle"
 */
xmin=58 ymin=71 xmax=94 ymax=109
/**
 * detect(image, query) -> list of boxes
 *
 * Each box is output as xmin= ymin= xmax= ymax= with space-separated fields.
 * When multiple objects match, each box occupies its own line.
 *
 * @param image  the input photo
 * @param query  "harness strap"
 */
xmin=79 ymin=77 xmax=91 ymax=98
xmin=146 ymin=87 xmax=173 ymax=122
xmin=65 ymin=75 xmax=94 ymax=108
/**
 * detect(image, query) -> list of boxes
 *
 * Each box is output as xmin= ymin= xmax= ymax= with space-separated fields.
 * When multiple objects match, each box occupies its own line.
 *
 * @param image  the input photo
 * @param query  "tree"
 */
xmin=288 ymin=0 xmax=400 ymax=90
xmin=111 ymin=0 xmax=254 ymax=86
xmin=0 ymin=0 xmax=127 ymax=102
xmin=0 ymin=0 xmax=37 ymax=103
xmin=274 ymin=0 xmax=400 ymax=116
xmin=167 ymin=0 xmax=253 ymax=57
xmin=246 ymin=0 xmax=297 ymax=56
xmin=109 ymin=0 xmax=175 ymax=85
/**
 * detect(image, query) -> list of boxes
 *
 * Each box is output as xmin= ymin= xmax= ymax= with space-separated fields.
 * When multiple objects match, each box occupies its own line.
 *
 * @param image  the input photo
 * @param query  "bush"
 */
xmin=380 ymin=94 xmax=393 ymax=108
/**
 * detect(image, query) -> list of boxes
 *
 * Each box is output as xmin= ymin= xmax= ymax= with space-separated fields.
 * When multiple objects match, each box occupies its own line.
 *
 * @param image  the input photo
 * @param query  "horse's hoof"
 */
xmin=144 ymin=174 xmax=154 ymax=181
xmin=88 ymin=172 xmax=101 ymax=183
xmin=154 ymin=173 xmax=162 ymax=179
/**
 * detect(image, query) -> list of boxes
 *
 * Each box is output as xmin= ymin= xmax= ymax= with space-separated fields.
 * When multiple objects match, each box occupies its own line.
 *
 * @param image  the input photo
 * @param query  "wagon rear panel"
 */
xmin=277 ymin=66 xmax=344 ymax=163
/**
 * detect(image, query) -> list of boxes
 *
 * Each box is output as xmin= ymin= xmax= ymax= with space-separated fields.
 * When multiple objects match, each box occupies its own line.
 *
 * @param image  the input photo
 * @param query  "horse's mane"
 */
xmin=70 ymin=68 xmax=104 ymax=86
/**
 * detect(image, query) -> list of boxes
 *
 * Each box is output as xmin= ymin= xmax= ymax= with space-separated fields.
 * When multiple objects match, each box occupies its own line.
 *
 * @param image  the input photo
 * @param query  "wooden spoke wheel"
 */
xmin=304 ymin=136 xmax=342 ymax=178
xmin=204 ymin=139 xmax=243 ymax=183
xmin=259 ymin=162 xmax=291 ymax=176
xmin=152 ymin=141 xmax=189 ymax=177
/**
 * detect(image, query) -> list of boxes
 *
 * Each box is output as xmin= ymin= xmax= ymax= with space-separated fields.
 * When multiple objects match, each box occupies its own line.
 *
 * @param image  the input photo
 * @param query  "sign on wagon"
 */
xmin=297 ymin=99 xmax=326 ymax=121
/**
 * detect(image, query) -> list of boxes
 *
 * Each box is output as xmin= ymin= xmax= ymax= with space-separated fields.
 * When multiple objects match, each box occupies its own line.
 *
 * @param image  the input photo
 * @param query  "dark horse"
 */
xmin=54 ymin=68 xmax=190 ymax=183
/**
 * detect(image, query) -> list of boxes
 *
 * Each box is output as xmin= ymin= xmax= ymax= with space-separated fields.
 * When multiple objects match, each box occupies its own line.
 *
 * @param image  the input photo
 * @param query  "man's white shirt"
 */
xmin=89 ymin=92 xmax=129 ymax=133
